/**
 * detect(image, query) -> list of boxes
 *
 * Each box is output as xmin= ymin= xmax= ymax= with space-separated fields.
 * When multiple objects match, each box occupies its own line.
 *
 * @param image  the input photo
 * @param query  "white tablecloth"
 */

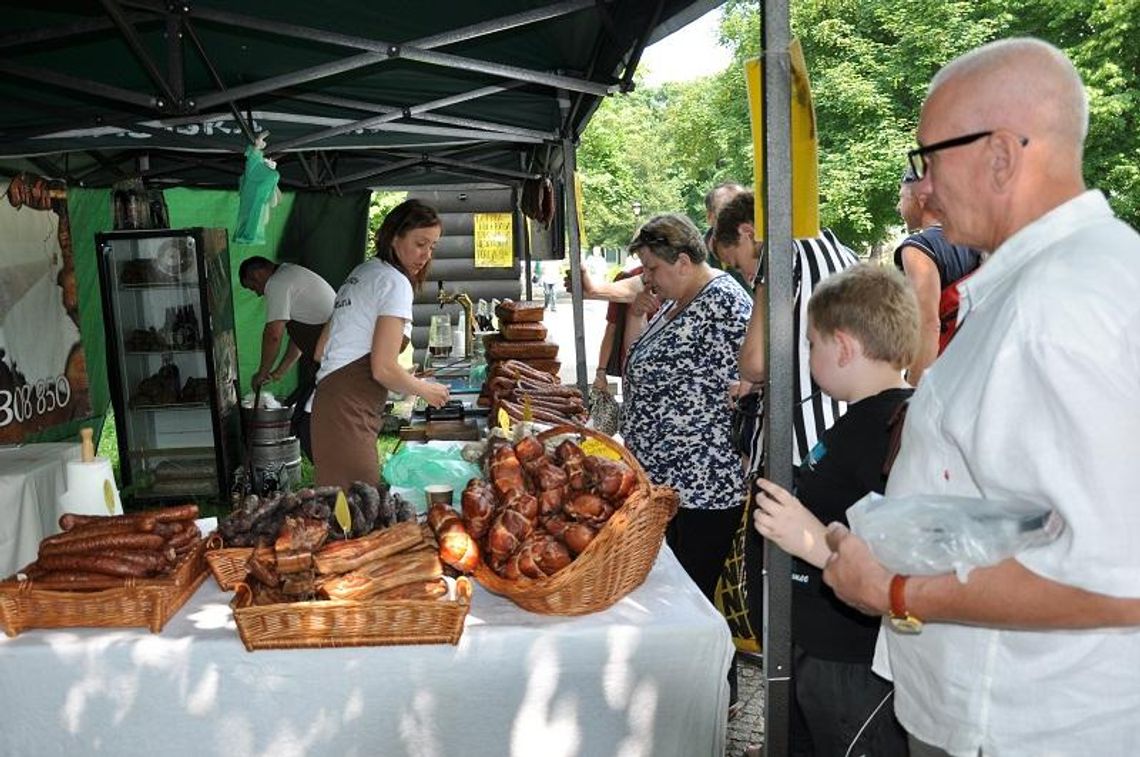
xmin=0 ymin=442 xmax=81 ymax=577
xmin=0 ymin=546 xmax=733 ymax=757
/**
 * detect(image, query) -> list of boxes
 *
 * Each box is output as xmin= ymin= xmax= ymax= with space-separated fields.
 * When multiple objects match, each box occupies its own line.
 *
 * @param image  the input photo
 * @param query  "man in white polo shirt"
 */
xmin=821 ymin=38 xmax=1140 ymax=756
xmin=239 ymin=256 xmax=335 ymax=459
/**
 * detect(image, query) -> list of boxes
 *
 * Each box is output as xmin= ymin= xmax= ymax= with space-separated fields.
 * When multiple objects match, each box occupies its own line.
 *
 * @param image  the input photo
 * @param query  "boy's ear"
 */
xmin=740 ymin=222 xmax=755 ymax=242
xmin=833 ymin=329 xmax=861 ymax=367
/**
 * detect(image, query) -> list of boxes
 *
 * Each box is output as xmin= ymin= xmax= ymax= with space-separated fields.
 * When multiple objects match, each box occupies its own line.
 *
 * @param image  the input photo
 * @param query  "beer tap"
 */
xmin=437 ymin=281 xmax=475 ymax=359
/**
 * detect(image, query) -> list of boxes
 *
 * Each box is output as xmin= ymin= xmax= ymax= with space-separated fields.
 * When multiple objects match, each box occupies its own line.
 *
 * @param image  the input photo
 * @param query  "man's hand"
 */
xmin=251 ymin=369 xmax=272 ymax=389
xmin=564 ymin=265 xmax=596 ymax=297
xmin=822 ymin=523 xmax=893 ymax=616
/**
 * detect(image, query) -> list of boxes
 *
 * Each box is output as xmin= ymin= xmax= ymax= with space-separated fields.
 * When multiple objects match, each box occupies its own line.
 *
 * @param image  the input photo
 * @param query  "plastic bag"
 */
xmin=847 ymin=492 xmax=1065 ymax=581
xmin=381 ymin=443 xmax=481 ymax=505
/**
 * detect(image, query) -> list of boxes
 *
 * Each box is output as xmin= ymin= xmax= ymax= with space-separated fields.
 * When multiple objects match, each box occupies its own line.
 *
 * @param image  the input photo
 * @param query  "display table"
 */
xmin=0 ymin=442 xmax=81 ymax=577
xmin=0 ymin=545 xmax=733 ymax=757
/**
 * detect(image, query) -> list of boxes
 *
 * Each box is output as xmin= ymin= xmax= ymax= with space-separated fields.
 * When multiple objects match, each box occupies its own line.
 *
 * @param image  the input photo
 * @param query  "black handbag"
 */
xmin=731 ymin=388 xmax=765 ymax=459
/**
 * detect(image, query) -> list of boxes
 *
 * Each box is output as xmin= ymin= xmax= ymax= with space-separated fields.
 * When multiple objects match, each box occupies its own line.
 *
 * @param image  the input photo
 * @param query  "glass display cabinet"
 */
xmin=96 ymin=228 xmax=241 ymax=503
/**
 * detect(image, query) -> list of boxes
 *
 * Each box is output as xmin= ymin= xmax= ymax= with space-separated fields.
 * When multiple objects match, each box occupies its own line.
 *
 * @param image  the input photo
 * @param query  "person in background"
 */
xmin=592 ymin=257 xmax=658 ymax=392
xmin=893 ymin=168 xmax=982 ymax=384
xmin=310 ymin=199 xmax=449 ymax=490
xmin=823 ymin=38 xmax=1140 ymax=757
xmin=710 ymin=193 xmax=761 ymax=294
xmin=729 ymin=191 xmax=859 ymax=474
xmin=239 ymin=256 xmax=335 ymax=460
xmin=703 ymin=182 xmax=751 ymax=294
xmin=752 ymin=264 xmax=917 ymax=756
xmin=619 ymin=213 xmax=753 ymax=717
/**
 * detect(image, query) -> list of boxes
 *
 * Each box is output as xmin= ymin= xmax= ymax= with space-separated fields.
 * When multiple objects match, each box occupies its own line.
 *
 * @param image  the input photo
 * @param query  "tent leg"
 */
xmin=561 ymin=136 xmax=588 ymax=394
xmin=762 ymin=0 xmax=795 ymax=754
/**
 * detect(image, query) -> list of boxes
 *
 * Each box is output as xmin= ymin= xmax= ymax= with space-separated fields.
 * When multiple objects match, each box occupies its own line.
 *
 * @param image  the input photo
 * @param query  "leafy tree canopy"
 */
xmin=577 ymin=0 xmax=1140 ymax=253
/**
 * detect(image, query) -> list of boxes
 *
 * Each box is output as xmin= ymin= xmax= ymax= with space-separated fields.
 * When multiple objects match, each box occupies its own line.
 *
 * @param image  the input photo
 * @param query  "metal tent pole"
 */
xmin=561 ymin=128 xmax=588 ymax=394
xmin=762 ymin=0 xmax=794 ymax=754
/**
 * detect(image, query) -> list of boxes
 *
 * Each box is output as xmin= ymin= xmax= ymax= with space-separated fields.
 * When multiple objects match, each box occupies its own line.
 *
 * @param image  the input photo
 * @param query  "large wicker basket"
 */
xmin=0 ymin=540 xmax=208 ymax=637
xmin=473 ymin=425 xmax=679 ymax=615
xmin=230 ymin=577 xmax=471 ymax=651
xmin=205 ymin=544 xmax=471 ymax=651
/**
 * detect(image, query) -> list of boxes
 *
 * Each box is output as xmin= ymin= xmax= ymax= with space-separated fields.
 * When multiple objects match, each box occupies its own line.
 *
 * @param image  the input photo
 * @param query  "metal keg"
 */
xmin=242 ymin=405 xmax=293 ymax=443
xmin=249 ymin=437 xmax=302 ymax=495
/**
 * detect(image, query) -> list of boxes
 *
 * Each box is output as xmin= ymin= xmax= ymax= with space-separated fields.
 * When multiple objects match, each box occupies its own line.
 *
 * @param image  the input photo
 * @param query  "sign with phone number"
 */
xmin=0 ymin=376 xmax=73 ymax=428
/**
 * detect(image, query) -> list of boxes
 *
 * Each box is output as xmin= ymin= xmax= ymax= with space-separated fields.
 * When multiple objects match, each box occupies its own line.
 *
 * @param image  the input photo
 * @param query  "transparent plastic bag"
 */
xmin=381 ymin=443 xmax=481 ymax=503
xmin=847 ymin=492 xmax=1065 ymax=581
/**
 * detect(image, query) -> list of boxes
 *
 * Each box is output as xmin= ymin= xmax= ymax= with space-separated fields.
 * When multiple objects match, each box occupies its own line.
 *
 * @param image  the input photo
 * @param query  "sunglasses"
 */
xmin=632 ymin=229 xmax=672 ymax=250
xmin=907 ymin=130 xmax=1029 ymax=181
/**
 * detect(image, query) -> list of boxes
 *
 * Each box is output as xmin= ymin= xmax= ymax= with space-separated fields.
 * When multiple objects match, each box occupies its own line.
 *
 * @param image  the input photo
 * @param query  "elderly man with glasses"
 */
xmin=822 ymin=37 xmax=1140 ymax=757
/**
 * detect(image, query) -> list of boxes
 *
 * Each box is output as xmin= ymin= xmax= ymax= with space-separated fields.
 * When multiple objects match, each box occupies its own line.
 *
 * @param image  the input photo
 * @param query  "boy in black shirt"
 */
xmin=753 ymin=264 xmax=919 ymax=756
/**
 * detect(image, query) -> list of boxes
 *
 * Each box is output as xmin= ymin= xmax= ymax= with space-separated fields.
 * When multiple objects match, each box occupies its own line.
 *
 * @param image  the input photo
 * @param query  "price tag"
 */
xmin=497 ymin=407 xmax=512 ymax=433
xmin=581 ymin=437 xmax=622 ymax=461
xmin=522 ymin=395 xmax=533 ymax=422
xmin=103 ymin=479 xmax=116 ymax=514
xmin=334 ymin=490 xmax=352 ymax=535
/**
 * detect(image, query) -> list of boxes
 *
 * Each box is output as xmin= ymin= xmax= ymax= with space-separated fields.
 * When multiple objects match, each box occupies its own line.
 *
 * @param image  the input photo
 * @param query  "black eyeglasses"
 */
xmin=907 ymin=130 xmax=1029 ymax=180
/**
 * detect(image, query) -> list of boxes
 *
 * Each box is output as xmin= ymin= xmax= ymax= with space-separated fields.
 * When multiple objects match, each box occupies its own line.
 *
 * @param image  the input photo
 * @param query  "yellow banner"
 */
xmin=745 ymin=39 xmax=821 ymax=239
xmin=574 ymin=172 xmax=587 ymax=251
xmin=473 ymin=212 xmax=514 ymax=268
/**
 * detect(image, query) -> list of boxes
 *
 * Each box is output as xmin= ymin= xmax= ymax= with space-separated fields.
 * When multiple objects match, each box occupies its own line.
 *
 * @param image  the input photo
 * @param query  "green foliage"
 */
xmin=577 ymin=0 xmax=1140 ymax=253
xmin=367 ymin=190 xmax=409 ymax=249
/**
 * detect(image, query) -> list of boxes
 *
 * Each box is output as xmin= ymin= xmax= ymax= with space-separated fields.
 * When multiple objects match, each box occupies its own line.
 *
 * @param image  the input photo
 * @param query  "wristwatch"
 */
xmin=889 ymin=574 xmax=924 ymax=634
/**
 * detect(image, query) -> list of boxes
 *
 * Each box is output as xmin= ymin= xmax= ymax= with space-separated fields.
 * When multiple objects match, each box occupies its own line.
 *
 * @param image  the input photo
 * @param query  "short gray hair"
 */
xmin=628 ymin=213 xmax=708 ymax=265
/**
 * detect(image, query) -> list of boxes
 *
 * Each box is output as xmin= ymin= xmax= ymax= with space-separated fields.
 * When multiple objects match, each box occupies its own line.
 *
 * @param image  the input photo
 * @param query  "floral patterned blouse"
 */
xmin=620 ymin=273 xmax=753 ymax=510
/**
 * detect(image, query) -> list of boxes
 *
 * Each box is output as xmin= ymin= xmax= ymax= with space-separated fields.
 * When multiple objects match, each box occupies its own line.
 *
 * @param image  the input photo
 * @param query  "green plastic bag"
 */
xmin=381 ymin=443 xmax=481 ymax=510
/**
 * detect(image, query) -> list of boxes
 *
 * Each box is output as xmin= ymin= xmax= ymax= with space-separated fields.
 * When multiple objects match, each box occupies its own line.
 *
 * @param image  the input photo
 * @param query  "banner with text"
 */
xmin=0 ymin=176 xmax=92 ymax=442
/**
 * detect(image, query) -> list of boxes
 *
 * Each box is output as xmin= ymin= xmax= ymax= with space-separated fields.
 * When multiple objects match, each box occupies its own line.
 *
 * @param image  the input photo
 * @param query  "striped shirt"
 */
xmin=745 ymin=229 xmax=859 ymax=474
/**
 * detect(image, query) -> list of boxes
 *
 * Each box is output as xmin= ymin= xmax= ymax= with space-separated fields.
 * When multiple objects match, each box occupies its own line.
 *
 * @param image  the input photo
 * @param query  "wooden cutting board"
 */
xmin=399 ymin=420 xmax=480 ymax=442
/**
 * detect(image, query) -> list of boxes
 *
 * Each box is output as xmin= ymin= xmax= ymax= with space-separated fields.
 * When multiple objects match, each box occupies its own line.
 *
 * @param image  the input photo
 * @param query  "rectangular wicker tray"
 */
xmin=207 ymin=546 xmax=471 ymax=652
xmin=0 ymin=540 xmax=208 ymax=637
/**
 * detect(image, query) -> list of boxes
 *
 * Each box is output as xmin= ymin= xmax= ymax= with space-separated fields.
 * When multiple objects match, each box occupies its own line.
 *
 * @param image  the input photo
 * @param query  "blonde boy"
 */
xmin=752 ymin=263 xmax=918 ymax=756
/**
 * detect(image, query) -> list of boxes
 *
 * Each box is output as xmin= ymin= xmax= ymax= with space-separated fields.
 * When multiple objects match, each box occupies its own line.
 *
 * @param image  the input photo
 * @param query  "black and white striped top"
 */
xmin=745 ymin=229 xmax=859 ymax=475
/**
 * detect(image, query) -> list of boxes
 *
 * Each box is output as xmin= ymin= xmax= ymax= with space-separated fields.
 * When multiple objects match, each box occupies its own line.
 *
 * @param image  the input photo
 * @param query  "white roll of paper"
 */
xmin=61 ymin=457 xmax=123 ymax=517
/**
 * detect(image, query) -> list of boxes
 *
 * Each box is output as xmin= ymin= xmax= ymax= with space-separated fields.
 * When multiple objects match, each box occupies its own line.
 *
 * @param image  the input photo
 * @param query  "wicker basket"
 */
xmin=205 ymin=540 xmax=472 ymax=651
xmin=473 ymin=425 xmax=679 ymax=615
xmin=0 ymin=540 xmax=208 ymax=637
xmin=230 ymin=577 xmax=471 ymax=651
xmin=205 ymin=543 xmax=252 ymax=591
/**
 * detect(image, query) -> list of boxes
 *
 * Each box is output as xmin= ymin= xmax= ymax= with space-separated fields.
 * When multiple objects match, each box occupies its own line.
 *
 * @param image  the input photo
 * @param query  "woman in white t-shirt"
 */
xmin=311 ymin=199 xmax=449 ymax=488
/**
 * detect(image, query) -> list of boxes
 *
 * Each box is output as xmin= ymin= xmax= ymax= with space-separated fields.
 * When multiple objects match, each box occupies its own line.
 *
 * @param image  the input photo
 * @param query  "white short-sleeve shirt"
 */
xmin=876 ymin=191 xmax=1140 ymax=756
xmin=317 ymin=258 xmax=413 ymax=381
xmin=262 ymin=262 xmax=336 ymax=325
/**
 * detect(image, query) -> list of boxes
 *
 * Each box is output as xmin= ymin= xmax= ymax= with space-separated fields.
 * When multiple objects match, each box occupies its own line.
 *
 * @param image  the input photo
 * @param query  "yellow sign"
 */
xmin=474 ymin=213 xmax=514 ymax=268
xmin=573 ymin=172 xmax=587 ymax=250
xmin=745 ymin=39 xmax=821 ymax=239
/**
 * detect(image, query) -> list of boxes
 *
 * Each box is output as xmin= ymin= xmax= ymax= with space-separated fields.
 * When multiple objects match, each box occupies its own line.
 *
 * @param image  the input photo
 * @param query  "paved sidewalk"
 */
xmin=727 ymin=654 xmax=765 ymax=756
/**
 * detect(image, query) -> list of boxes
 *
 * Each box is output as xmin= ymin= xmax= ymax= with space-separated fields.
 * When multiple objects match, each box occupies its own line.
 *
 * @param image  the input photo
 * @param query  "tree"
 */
xmin=577 ymin=83 xmax=686 ymax=249
xmin=576 ymin=1 xmax=1140 ymax=253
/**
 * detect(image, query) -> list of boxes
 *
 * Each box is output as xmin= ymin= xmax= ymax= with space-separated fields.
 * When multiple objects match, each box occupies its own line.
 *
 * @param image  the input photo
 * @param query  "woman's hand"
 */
xmin=419 ymin=378 xmax=450 ymax=409
xmin=752 ymin=477 xmax=831 ymax=569
xmin=592 ymin=368 xmax=610 ymax=392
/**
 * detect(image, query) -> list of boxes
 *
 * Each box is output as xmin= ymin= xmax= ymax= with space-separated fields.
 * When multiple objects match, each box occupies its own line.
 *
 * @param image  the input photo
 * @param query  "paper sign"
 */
xmin=103 ymin=479 xmax=116 ymax=514
xmin=334 ymin=490 xmax=352 ymax=535
xmin=474 ymin=213 xmax=514 ymax=268
xmin=581 ymin=437 xmax=622 ymax=461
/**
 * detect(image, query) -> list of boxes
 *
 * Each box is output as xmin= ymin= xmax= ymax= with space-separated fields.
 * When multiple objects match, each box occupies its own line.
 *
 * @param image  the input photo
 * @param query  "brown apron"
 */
xmin=284 ymin=319 xmax=324 ymax=410
xmin=311 ymin=354 xmax=388 ymax=489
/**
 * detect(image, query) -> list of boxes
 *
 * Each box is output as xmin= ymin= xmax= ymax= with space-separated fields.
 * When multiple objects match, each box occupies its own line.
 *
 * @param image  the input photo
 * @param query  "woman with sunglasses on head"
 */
xmin=310 ymin=199 xmax=450 ymax=490
xmin=619 ymin=213 xmax=753 ymax=712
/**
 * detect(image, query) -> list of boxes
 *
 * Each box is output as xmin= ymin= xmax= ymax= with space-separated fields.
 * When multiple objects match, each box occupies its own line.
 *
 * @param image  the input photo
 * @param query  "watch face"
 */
xmin=890 ymin=615 xmax=924 ymax=635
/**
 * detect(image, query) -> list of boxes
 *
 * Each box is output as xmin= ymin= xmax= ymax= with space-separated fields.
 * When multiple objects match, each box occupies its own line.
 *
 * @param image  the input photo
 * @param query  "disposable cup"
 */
xmin=425 ymin=484 xmax=454 ymax=507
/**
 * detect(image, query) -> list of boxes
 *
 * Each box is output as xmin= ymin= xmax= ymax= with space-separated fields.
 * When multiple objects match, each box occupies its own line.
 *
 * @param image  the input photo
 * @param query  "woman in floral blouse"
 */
xmin=621 ymin=213 xmax=753 ymax=602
